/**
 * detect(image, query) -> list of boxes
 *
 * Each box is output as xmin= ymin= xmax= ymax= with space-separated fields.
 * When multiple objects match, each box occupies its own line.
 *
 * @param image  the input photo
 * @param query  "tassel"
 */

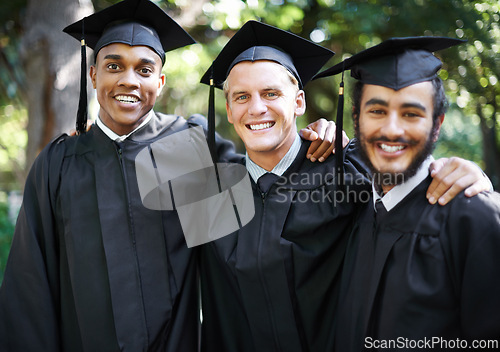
xmin=76 ymin=19 xmax=88 ymax=134
xmin=335 ymin=73 xmax=345 ymax=189
xmin=207 ymin=67 xmax=222 ymax=192
xmin=207 ymin=67 xmax=216 ymax=162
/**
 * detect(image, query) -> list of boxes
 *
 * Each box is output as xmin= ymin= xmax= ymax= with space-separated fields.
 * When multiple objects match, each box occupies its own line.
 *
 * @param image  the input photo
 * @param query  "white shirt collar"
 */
xmin=96 ymin=110 xmax=154 ymax=142
xmin=373 ymin=155 xmax=434 ymax=212
xmin=246 ymin=134 xmax=302 ymax=182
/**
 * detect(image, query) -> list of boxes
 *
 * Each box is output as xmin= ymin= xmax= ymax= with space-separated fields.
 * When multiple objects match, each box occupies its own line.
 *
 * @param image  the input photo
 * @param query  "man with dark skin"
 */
xmin=0 ymin=1 xmax=227 ymax=350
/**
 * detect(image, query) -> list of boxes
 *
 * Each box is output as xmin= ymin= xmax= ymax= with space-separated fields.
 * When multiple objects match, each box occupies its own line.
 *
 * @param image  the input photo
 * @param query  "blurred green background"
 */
xmin=1 ymin=0 xmax=499 ymax=282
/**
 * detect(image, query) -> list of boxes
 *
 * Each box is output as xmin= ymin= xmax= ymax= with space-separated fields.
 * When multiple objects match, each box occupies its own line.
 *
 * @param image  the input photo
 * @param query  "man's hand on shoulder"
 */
xmin=299 ymin=118 xmax=349 ymax=162
xmin=427 ymin=157 xmax=492 ymax=205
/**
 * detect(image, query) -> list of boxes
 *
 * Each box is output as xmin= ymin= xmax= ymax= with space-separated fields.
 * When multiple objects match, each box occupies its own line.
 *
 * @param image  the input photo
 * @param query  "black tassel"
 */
xmin=76 ymin=19 xmax=88 ymax=134
xmin=207 ymin=67 xmax=216 ymax=163
xmin=335 ymin=78 xmax=345 ymax=189
xmin=207 ymin=67 xmax=222 ymax=192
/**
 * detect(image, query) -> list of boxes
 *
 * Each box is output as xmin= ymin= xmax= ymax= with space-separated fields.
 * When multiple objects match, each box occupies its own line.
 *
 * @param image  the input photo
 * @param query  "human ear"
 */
xmin=226 ymin=101 xmax=234 ymax=124
xmin=294 ymin=90 xmax=306 ymax=117
xmin=432 ymin=114 xmax=445 ymax=142
xmin=89 ymin=66 xmax=97 ymax=89
xmin=156 ymin=74 xmax=166 ymax=97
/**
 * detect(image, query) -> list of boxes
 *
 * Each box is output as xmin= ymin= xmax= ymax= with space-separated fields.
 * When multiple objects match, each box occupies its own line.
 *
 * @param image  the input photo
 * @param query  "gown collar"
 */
xmin=96 ymin=110 xmax=154 ymax=142
xmin=373 ymin=156 xmax=434 ymax=212
xmin=245 ymin=134 xmax=302 ymax=182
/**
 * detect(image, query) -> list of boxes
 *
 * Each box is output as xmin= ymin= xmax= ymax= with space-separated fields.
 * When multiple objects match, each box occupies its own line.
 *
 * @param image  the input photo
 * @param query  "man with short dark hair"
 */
xmin=0 ymin=0 xmax=231 ymax=350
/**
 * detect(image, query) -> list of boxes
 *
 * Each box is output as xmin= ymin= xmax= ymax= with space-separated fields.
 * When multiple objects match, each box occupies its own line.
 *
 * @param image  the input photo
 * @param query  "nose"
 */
xmin=118 ymin=68 xmax=140 ymax=88
xmin=247 ymin=95 xmax=267 ymax=116
xmin=380 ymin=112 xmax=404 ymax=140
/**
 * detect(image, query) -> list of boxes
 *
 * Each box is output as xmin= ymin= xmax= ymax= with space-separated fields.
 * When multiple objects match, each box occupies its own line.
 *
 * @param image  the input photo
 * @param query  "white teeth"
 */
xmin=380 ymin=144 xmax=405 ymax=153
xmin=249 ymin=122 xmax=273 ymax=130
xmin=115 ymin=95 xmax=139 ymax=103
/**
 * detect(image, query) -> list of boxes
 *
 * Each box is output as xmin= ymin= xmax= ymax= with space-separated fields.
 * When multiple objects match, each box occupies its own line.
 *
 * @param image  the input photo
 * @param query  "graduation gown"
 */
xmin=200 ymin=140 xmax=371 ymax=352
xmin=0 ymin=112 xmax=235 ymax=352
xmin=335 ymin=176 xmax=500 ymax=352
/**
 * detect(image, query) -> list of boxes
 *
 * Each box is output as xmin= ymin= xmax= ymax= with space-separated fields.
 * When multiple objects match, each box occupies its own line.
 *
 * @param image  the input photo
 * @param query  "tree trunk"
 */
xmin=478 ymin=103 xmax=500 ymax=190
xmin=20 ymin=0 xmax=93 ymax=173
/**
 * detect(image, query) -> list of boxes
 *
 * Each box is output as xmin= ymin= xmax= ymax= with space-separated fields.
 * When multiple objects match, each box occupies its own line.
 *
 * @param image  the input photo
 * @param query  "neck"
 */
xmin=247 ymin=136 xmax=296 ymax=171
xmin=247 ymin=150 xmax=287 ymax=171
xmin=381 ymin=184 xmax=396 ymax=194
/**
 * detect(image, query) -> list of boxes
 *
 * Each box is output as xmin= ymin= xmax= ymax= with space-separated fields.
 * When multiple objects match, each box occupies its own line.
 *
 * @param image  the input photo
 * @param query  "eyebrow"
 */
xmin=140 ymin=58 xmax=157 ymax=66
xmin=231 ymin=87 xmax=280 ymax=97
xmin=364 ymin=98 xmax=427 ymax=112
xmin=231 ymin=90 xmax=247 ymax=99
xmin=401 ymin=102 xmax=427 ymax=112
xmin=103 ymin=54 xmax=122 ymax=61
xmin=103 ymin=55 xmax=157 ymax=66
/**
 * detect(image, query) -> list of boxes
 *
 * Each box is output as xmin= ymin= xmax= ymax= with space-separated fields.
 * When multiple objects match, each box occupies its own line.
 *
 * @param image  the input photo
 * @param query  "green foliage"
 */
xmin=0 ymin=197 xmax=15 ymax=284
xmin=0 ymin=105 xmax=28 ymax=191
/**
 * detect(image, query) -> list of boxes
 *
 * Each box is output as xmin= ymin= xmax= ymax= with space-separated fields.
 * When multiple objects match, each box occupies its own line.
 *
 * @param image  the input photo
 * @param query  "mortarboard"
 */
xmin=313 ymin=36 xmax=465 ymax=187
xmin=200 ymin=20 xmax=334 ymax=163
xmin=63 ymin=0 xmax=196 ymax=134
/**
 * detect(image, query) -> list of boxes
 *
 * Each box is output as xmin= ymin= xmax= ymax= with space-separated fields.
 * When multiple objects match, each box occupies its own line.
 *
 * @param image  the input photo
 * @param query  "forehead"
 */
xmin=226 ymin=60 xmax=294 ymax=90
xmin=96 ymin=43 xmax=162 ymax=65
xmin=362 ymin=81 xmax=434 ymax=106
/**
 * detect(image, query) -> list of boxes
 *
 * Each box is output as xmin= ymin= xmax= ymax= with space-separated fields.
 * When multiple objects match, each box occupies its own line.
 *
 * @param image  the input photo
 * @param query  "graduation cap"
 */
xmin=200 ymin=20 xmax=334 ymax=163
xmin=313 ymin=36 xmax=465 ymax=187
xmin=63 ymin=0 xmax=196 ymax=134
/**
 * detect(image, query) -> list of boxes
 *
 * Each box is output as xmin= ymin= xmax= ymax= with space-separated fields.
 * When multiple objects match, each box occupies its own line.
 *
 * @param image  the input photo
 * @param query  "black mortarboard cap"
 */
xmin=201 ymin=20 xmax=334 ymax=89
xmin=200 ymin=20 xmax=334 ymax=163
xmin=313 ymin=36 xmax=465 ymax=187
xmin=63 ymin=0 xmax=196 ymax=134
xmin=314 ymin=36 xmax=465 ymax=88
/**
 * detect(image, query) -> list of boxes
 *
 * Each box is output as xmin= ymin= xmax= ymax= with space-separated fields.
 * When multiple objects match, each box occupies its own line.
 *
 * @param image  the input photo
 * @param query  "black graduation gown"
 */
xmin=0 ymin=113 xmax=236 ymax=352
xmin=200 ymin=140 xmax=371 ymax=352
xmin=335 ymin=176 xmax=500 ymax=352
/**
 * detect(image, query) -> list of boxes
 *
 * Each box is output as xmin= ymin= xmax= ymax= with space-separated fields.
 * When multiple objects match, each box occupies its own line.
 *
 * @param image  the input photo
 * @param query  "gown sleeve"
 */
xmin=0 ymin=136 xmax=68 ymax=352
xmin=443 ymin=191 xmax=500 ymax=340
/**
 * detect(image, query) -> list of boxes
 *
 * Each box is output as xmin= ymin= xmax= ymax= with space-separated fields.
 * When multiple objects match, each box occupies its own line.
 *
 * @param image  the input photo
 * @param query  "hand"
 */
xmin=299 ymin=118 xmax=349 ymax=162
xmin=427 ymin=157 xmax=492 ymax=205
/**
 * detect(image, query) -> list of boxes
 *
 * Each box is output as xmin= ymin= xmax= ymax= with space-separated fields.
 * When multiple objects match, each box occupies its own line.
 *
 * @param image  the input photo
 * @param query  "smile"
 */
xmin=379 ymin=143 xmax=406 ymax=153
xmin=115 ymin=95 xmax=139 ymax=104
xmin=247 ymin=122 xmax=275 ymax=131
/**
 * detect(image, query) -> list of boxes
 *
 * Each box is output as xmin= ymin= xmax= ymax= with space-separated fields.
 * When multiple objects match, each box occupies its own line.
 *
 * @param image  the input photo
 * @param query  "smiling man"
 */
xmin=0 ymin=0 xmax=238 ymax=351
xmin=225 ymin=59 xmax=306 ymax=171
xmin=90 ymin=43 xmax=166 ymax=135
xmin=315 ymin=37 xmax=500 ymax=351
xmin=358 ymin=80 xmax=442 ymax=189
